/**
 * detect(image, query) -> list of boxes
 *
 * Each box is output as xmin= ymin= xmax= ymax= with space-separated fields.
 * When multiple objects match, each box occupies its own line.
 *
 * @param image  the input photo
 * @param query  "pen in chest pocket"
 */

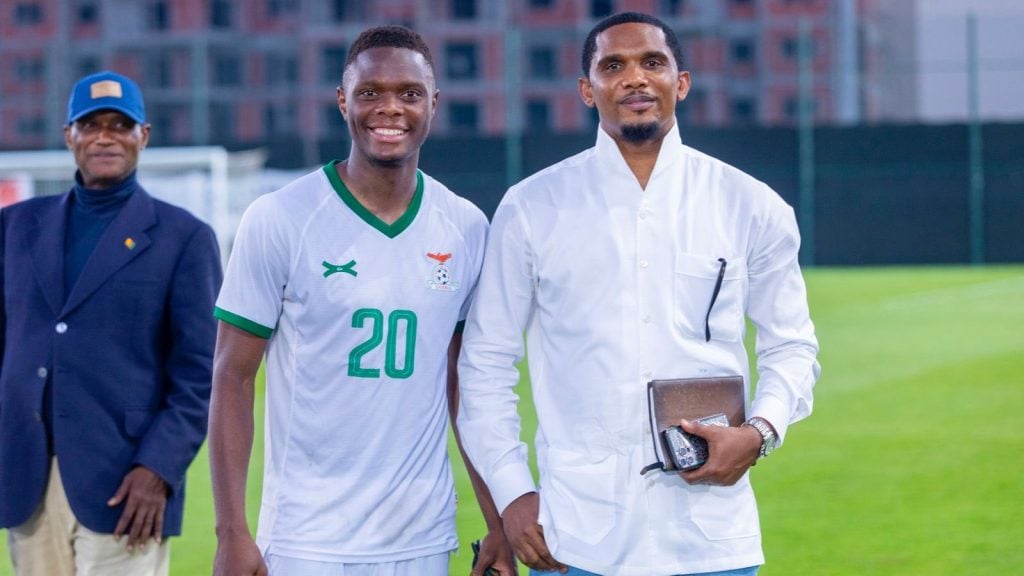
xmin=704 ymin=257 xmax=727 ymax=342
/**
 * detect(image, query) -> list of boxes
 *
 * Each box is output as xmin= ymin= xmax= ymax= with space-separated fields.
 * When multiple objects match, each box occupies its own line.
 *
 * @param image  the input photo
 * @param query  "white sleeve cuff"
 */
xmin=490 ymin=462 xmax=538 ymax=515
xmin=750 ymin=394 xmax=791 ymax=444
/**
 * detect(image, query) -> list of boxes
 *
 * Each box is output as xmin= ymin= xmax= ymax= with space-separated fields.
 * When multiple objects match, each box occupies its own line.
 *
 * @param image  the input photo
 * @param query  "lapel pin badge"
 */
xmin=124 ymin=237 xmax=136 ymax=250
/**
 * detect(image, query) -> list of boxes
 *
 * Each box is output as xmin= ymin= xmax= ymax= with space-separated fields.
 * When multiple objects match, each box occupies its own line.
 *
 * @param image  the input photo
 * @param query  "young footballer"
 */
xmin=209 ymin=26 xmax=513 ymax=576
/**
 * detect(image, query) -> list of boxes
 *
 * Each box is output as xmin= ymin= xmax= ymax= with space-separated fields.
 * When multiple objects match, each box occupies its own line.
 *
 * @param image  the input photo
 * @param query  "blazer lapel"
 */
xmin=61 ymin=189 xmax=157 ymax=316
xmin=27 ymin=194 xmax=72 ymax=315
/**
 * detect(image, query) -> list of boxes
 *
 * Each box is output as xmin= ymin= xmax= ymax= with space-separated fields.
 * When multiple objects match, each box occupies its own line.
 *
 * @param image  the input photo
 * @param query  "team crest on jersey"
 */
xmin=426 ymin=252 xmax=459 ymax=291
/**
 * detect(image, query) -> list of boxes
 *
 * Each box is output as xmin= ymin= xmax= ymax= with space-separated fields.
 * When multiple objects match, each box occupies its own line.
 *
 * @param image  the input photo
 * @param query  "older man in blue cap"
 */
xmin=0 ymin=70 xmax=222 ymax=575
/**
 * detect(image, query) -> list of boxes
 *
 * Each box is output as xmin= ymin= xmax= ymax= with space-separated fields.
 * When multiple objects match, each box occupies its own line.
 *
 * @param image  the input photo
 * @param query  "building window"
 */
xmin=264 ymin=104 xmax=296 ymax=135
xmin=17 ymin=115 xmax=46 ymax=137
xmin=213 ymin=53 xmax=242 ymax=87
xmin=526 ymin=99 xmax=550 ymax=132
xmin=266 ymin=53 xmax=298 ymax=85
xmin=146 ymin=53 xmax=173 ymax=88
xmin=448 ymin=102 xmax=479 ymax=134
xmin=451 ymin=0 xmax=476 ymax=19
xmin=76 ymin=1 xmax=99 ymax=24
xmin=267 ymin=0 xmax=298 ymax=17
xmin=15 ymin=57 xmax=45 ymax=81
xmin=210 ymin=103 xmax=234 ymax=141
xmin=331 ymin=0 xmax=362 ymax=22
xmin=322 ymin=46 xmax=347 ymax=84
xmin=782 ymin=36 xmax=816 ymax=60
xmin=680 ymin=89 xmax=704 ymax=124
xmin=731 ymin=98 xmax=755 ymax=123
xmin=148 ymin=107 xmax=174 ymax=145
xmin=528 ymin=47 xmax=556 ymax=80
xmin=660 ymin=0 xmax=684 ymax=15
xmin=446 ymin=43 xmax=478 ymax=80
xmin=14 ymin=2 xmax=44 ymax=25
xmin=591 ymin=0 xmax=614 ymax=18
xmin=265 ymin=106 xmax=277 ymax=135
xmin=731 ymin=39 xmax=754 ymax=64
xmin=785 ymin=96 xmax=817 ymax=119
xmin=147 ymin=1 xmax=170 ymax=30
xmin=324 ymin=102 xmax=347 ymax=133
xmin=210 ymin=0 xmax=232 ymax=28
xmin=78 ymin=56 xmax=100 ymax=78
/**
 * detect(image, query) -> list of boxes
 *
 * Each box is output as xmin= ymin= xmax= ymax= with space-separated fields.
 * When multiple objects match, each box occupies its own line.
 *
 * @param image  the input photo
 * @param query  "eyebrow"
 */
xmin=596 ymin=50 xmax=670 ymax=68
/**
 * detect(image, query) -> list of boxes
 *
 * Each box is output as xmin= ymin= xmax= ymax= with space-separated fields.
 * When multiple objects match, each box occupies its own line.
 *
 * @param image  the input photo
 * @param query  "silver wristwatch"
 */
xmin=744 ymin=417 xmax=778 ymax=458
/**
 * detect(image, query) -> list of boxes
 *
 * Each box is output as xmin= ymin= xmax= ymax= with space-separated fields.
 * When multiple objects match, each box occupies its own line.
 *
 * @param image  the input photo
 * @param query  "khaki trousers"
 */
xmin=7 ymin=458 xmax=169 ymax=576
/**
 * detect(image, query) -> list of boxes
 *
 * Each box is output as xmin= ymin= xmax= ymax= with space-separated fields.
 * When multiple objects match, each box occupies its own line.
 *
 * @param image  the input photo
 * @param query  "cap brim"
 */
xmin=68 ymin=104 xmax=145 ymax=125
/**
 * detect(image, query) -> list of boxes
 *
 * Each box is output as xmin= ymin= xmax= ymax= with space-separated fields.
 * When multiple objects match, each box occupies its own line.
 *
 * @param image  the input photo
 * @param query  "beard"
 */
xmin=620 ymin=121 xmax=661 ymax=144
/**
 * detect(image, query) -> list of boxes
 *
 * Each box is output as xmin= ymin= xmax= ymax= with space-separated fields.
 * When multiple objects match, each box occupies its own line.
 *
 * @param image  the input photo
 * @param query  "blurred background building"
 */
xmin=1 ymin=0 xmax=1022 ymax=265
xmin=2 ymin=0 xmax=920 ymax=157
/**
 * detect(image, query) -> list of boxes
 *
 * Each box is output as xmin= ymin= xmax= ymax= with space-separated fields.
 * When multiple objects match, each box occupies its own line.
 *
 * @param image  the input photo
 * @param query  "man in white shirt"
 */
xmin=208 ymin=26 xmax=513 ymax=576
xmin=457 ymin=12 xmax=820 ymax=576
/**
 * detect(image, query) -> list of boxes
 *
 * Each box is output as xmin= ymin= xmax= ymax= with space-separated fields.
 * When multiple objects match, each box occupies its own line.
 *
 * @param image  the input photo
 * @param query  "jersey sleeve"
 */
xmin=214 ymin=194 xmax=291 ymax=338
xmin=457 ymin=207 xmax=490 ymax=324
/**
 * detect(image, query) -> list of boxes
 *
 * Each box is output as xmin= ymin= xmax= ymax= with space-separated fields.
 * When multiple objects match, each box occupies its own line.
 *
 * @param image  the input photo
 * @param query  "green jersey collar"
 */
xmin=323 ymin=160 xmax=423 ymax=239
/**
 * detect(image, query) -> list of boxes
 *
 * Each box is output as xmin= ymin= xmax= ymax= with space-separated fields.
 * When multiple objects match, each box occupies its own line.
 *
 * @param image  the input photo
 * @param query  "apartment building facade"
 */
xmin=1 ymin=0 xmax=914 ymax=154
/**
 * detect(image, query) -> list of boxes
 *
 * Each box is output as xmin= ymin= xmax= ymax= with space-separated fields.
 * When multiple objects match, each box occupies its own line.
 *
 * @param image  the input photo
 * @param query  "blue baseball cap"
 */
xmin=66 ymin=71 xmax=146 ymax=125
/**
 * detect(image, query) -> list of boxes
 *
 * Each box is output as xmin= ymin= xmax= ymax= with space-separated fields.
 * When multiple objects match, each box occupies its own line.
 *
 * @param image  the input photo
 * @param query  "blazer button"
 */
xmin=34 ymin=411 xmax=42 ymax=422
xmin=55 ymin=322 xmax=68 ymax=334
xmin=37 ymin=367 xmax=48 ymax=379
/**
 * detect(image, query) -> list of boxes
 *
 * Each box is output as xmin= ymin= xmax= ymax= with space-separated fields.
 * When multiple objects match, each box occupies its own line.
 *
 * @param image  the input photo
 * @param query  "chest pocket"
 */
xmin=673 ymin=253 xmax=747 ymax=342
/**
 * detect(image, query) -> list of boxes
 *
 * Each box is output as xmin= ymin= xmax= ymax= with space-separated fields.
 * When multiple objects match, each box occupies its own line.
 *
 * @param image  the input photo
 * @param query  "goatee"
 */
xmin=620 ymin=122 xmax=660 ymax=143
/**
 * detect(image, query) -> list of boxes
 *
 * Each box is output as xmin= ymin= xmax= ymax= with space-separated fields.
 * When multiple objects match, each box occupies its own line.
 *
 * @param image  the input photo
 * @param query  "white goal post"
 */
xmin=0 ymin=146 xmax=269 ymax=263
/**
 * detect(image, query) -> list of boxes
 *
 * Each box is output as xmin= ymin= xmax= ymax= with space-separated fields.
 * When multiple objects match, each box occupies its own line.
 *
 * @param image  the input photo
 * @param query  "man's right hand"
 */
xmin=213 ymin=529 xmax=267 ymax=576
xmin=501 ymin=492 xmax=567 ymax=574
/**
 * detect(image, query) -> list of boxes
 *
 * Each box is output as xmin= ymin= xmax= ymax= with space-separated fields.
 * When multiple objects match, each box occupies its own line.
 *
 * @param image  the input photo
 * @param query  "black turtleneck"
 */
xmin=64 ymin=170 xmax=137 ymax=298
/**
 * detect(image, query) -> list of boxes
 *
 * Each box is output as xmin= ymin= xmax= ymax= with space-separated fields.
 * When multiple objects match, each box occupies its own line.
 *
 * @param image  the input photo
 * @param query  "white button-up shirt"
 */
xmin=458 ymin=123 xmax=820 ymax=575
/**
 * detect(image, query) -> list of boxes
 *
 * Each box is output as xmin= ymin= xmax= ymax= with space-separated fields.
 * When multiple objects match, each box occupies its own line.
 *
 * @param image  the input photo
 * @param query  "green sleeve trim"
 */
xmin=322 ymin=160 xmax=423 ymax=239
xmin=454 ymin=320 xmax=466 ymax=334
xmin=214 ymin=307 xmax=274 ymax=339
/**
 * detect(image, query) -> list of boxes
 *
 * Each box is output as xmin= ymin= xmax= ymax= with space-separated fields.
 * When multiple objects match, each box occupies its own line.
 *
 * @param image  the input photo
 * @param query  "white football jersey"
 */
xmin=215 ymin=162 xmax=488 ymax=562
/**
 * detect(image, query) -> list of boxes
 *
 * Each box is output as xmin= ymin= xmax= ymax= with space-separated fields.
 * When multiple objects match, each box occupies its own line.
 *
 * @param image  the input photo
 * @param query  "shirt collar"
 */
xmin=594 ymin=121 xmax=684 ymax=182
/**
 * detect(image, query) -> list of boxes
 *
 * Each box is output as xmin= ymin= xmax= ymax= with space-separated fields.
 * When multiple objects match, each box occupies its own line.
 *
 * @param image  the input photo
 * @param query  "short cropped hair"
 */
xmin=581 ymin=12 xmax=684 ymax=78
xmin=343 ymin=25 xmax=435 ymax=83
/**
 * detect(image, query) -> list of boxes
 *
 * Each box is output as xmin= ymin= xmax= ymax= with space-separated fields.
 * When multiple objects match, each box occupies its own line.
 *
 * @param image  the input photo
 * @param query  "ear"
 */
xmin=430 ymin=89 xmax=439 ymax=118
xmin=139 ymin=123 xmax=151 ymax=149
xmin=676 ymin=70 xmax=691 ymax=102
xmin=63 ymin=125 xmax=73 ymax=149
xmin=336 ymin=85 xmax=348 ymax=120
xmin=578 ymin=77 xmax=595 ymax=108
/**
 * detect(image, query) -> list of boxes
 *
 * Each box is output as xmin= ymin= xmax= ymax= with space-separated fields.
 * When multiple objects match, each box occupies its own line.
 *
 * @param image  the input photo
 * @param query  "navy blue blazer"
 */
xmin=0 ymin=184 xmax=222 ymax=536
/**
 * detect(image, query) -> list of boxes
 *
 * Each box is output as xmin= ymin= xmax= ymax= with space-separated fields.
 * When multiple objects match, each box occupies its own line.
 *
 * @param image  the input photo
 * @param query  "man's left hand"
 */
xmin=471 ymin=529 xmax=518 ymax=576
xmin=108 ymin=466 xmax=169 ymax=551
xmin=678 ymin=419 xmax=762 ymax=486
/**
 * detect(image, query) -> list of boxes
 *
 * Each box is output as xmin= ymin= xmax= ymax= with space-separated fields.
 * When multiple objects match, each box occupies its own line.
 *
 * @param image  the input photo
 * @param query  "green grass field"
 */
xmin=2 ymin=266 xmax=1022 ymax=575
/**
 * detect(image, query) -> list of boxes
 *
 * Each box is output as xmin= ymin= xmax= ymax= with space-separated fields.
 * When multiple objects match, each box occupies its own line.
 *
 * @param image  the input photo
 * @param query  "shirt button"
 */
xmin=639 ymin=260 xmax=649 ymax=268
xmin=642 ymin=371 xmax=653 ymax=380
xmin=55 ymin=322 xmax=68 ymax=334
xmin=642 ymin=315 xmax=652 ymax=324
xmin=37 ymin=367 xmax=48 ymax=379
xmin=638 ymin=211 xmax=648 ymax=220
